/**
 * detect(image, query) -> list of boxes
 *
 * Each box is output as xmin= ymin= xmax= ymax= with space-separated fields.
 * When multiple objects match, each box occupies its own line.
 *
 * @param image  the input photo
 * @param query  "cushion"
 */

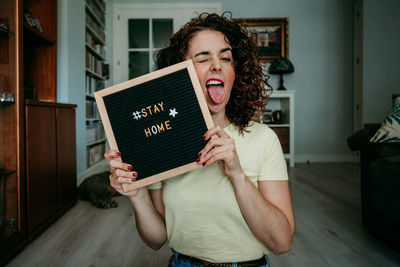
xmin=370 ymin=103 xmax=400 ymax=143
xmin=347 ymin=124 xmax=380 ymax=150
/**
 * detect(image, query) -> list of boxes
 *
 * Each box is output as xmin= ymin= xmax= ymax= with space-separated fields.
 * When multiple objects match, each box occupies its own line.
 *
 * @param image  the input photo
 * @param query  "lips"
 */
xmin=206 ymin=78 xmax=225 ymax=104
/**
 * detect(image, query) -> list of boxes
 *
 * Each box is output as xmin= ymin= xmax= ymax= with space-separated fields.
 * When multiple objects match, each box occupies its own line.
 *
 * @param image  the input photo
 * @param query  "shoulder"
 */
xmin=246 ymin=122 xmax=276 ymax=135
xmin=242 ymin=123 xmax=284 ymax=159
xmin=227 ymin=122 xmax=280 ymax=153
xmin=241 ymin=122 xmax=279 ymax=144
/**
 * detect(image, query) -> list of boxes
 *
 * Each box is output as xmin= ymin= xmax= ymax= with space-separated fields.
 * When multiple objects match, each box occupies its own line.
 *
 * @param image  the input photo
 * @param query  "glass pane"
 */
xmin=152 ymin=50 xmax=158 ymax=71
xmin=129 ymin=51 xmax=149 ymax=79
xmin=129 ymin=19 xmax=149 ymax=48
xmin=152 ymin=19 xmax=173 ymax=48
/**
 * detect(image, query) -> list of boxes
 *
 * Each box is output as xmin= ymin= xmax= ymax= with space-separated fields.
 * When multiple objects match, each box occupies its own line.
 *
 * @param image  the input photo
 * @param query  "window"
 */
xmin=113 ymin=3 xmax=221 ymax=83
xmin=128 ymin=18 xmax=173 ymax=78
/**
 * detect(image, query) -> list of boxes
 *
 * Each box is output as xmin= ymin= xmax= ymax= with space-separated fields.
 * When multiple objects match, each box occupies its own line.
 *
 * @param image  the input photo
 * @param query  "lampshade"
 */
xmin=268 ymin=58 xmax=294 ymax=90
xmin=268 ymin=58 xmax=294 ymax=74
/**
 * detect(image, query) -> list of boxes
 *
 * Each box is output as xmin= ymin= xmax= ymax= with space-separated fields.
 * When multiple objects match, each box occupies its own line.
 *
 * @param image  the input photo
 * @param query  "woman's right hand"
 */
xmin=104 ymin=149 xmax=141 ymax=197
xmin=105 ymin=150 xmax=167 ymax=248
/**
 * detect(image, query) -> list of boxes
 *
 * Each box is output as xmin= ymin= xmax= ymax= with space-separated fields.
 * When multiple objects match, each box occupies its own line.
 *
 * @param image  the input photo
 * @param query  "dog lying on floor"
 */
xmin=78 ymin=171 xmax=121 ymax=208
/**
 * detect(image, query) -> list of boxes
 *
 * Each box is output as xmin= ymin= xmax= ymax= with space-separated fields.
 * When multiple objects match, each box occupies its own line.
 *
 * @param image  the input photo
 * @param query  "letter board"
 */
xmin=95 ymin=60 xmax=214 ymax=191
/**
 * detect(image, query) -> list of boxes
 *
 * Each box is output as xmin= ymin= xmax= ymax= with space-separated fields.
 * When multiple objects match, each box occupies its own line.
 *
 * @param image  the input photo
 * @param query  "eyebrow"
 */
xmin=194 ymin=47 xmax=232 ymax=57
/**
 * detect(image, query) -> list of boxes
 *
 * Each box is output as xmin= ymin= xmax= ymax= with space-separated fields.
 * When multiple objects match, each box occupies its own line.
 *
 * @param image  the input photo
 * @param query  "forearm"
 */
xmin=231 ymin=174 xmax=295 ymax=255
xmin=130 ymin=189 xmax=167 ymax=250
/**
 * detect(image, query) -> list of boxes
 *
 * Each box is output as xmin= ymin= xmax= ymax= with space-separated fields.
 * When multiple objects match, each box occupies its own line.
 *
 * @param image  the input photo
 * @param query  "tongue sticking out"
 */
xmin=207 ymin=86 xmax=226 ymax=104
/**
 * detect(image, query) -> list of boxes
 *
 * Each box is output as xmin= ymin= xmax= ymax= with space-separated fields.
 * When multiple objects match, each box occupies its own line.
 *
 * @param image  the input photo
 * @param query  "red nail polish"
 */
xmin=198 ymin=153 xmax=202 ymax=157
xmin=202 ymin=163 xmax=206 ymax=166
xmin=132 ymin=178 xmax=136 ymax=182
xmin=116 ymin=152 xmax=122 ymax=156
xmin=196 ymin=158 xmax=201 ymax=163
xmin=127 ymin=165 xmax=133 ymax=171
xmin=132 ymin=172 xmax=138 ymax=177
xmin=202 ymin=135 xmax=206 ymax=140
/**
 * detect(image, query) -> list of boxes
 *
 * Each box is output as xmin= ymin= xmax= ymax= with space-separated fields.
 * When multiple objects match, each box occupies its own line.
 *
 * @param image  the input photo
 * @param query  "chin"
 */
xmin=207 ymin=102 xmax=226 ymax=115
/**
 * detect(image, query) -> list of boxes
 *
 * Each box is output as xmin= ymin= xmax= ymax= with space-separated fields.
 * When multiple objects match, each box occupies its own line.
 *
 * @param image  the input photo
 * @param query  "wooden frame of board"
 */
xmin=95 ymin=60 xmax=213 ymax=191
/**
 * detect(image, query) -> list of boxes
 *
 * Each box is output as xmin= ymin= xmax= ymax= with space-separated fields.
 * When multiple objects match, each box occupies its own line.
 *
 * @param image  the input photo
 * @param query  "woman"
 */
xmin=105 ymin=12 xmax=295 ymax=267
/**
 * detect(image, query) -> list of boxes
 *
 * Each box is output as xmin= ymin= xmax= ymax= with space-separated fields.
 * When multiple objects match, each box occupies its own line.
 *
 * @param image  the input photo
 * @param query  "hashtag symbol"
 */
xmin=132 ymin=111 xmax=142 ymax=120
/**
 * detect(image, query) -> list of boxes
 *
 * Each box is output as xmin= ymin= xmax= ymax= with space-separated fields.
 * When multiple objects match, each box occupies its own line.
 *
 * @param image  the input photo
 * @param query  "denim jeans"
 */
xmin=167 ymin=252 xmax=271 ymax=267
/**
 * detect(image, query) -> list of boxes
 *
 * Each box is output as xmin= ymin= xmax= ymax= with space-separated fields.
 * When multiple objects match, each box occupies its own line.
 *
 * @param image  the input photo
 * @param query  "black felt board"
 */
xmin=95 ymin=60 xmax=213 ymax=190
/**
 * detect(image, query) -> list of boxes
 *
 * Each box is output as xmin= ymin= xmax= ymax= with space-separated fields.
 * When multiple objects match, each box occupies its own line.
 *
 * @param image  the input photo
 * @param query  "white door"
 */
xmin=113 ymin=3 xmax=221 ymax=84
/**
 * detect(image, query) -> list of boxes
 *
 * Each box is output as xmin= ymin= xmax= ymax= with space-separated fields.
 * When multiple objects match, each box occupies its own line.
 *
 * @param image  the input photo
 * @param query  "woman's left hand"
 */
xmin=197 ymin=125 xmax=244 ymax=181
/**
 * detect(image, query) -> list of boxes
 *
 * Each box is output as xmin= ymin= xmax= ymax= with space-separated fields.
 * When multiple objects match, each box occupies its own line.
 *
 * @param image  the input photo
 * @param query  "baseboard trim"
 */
xmin=77 ymin=154 xmax=354 ymax=183
xmin=295 ymin=154 xmax=353 ymax=163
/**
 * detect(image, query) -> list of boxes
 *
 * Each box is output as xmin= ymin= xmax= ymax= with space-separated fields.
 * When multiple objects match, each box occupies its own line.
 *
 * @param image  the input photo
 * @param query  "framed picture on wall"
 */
xmin=233 ymin=17 xmax=289 ymax=62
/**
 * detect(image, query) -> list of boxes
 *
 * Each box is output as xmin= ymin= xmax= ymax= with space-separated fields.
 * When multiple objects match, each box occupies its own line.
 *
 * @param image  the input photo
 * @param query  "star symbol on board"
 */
xmin=169 ymin=108 xmax=178 ymax=118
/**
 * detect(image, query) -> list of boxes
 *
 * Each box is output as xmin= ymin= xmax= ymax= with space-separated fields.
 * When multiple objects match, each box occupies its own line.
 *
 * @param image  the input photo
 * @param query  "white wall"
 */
xmin=57 ymin=0 xmax=86 ymax=175
xmin=363 ymin=0 xmax=400 ymax=123
xmin=228 ymin=0 xmax=354 ymax=162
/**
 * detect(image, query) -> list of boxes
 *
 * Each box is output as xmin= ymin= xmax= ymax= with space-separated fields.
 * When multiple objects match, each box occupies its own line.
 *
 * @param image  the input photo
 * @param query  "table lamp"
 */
xmin=268 ymin=57 xmax=294 ymax=90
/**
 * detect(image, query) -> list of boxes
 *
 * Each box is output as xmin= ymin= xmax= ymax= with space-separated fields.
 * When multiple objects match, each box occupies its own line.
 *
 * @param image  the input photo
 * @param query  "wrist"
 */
xmin=129 ymin=187 xmax=149 ymax=205
xmin=229 ymin=171 xmax=247 ymax=186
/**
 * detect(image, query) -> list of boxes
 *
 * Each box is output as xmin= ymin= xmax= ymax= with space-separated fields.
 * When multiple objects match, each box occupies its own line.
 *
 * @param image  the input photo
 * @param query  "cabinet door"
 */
xmin=56 ymin=107 xmax=77 ymax=209
xmin=0 ymin=0 xmax=26 ymax=260
xmin=25 ymin=105 xmax=57 ymax=235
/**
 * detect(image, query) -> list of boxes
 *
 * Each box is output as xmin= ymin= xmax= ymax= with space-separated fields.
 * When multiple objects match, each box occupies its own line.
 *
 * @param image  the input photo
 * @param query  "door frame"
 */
xmin=353 ymin=0 xmax=363 ymax=162
xmin=353 ymin=0 xmax=363 ymax=131
xmin=112 ymin=3 xmax=221 ymax=83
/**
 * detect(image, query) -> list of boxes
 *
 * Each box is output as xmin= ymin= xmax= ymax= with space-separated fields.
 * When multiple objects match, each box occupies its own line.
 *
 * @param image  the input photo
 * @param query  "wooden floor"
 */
xmin=7 ymin=163 xmax=400 ymax=267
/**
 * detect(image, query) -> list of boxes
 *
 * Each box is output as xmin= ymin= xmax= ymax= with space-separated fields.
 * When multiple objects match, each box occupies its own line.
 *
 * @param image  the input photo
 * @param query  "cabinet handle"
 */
xmin=0 ymin=23 xmax=14 ymax=38
xmin=7 ymin=217 xmax=16 ymax=228
xmin=0 ymin=92 xmax=15 ymax=104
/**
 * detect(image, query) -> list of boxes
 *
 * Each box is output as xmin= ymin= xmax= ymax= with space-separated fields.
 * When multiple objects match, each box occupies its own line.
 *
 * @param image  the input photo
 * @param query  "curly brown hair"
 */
xmin=156 ymin=12 xmax=271 ymax=133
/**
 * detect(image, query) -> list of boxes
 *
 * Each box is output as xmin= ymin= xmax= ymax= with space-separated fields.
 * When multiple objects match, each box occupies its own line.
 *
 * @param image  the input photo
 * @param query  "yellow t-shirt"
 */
xmin=148 ymin=122 xmax=288 ymax=262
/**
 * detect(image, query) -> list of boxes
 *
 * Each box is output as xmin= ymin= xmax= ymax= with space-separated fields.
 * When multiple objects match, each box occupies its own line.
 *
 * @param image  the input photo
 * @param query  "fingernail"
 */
xmin=202 ymin=135 xmax=206 ymax=140
xmin=116 ymin=152 xmax=122 ymax=156
xmin=132 ymin=172 xmax=138 ymax=178
xmin=127 ymin=165 xmax=133 ymax=171
xmin=132 ymin=178 xmax=136 ymax=182
xmin=198 ymin=153 xmax=202 ymax=157
xmin=196 ymin=158 xmax=201 ymax=163
xmin=202 ymin=163 xmax=206 ymax=166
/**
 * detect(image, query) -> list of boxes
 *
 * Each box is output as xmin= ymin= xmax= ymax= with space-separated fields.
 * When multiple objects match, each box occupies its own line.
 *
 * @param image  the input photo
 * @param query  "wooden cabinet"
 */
xmin=23 ymin=0 xmax=57 ymax=102
xmin=57 ymin=107 xmax=77 ymax=210
xmin=1 ymin=0 xmax=77 ymax=264
xmin=0 ymin=0 xmax=27 ymax=263
xmin=25 ymin=103 xmax=57 ymax=236
xmin=25 ymin=101 xmax=77 ymax=239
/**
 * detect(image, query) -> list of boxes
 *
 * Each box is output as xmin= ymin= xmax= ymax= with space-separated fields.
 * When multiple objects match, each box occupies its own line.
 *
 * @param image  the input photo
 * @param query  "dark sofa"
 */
xmin=348 ymin=124 xmax=400 ymax=251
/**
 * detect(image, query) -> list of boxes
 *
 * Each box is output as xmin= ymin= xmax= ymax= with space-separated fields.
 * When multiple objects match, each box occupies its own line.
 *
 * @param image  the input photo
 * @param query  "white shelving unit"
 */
xmin=262 ymin=90 xmax=295 ymax=167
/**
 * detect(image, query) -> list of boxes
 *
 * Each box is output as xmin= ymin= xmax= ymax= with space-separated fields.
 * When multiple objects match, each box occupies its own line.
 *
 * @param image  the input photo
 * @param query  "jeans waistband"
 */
xmin=175 ymin=252 xmax=267 ymax=267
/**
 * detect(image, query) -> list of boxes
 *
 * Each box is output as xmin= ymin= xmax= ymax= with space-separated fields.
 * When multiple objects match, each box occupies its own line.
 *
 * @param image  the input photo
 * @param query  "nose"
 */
xmin=210 ymin=57 xmax=222 ymax=72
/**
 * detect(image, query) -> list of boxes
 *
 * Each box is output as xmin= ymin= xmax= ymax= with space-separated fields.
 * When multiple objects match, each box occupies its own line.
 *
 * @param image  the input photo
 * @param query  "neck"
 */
xmin=211 ymin=111 xmax=231 ymax=128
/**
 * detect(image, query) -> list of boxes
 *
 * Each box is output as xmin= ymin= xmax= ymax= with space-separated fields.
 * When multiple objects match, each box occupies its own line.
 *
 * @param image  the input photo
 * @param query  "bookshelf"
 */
xmin=85 ymin=0 xmax=107 ymax=169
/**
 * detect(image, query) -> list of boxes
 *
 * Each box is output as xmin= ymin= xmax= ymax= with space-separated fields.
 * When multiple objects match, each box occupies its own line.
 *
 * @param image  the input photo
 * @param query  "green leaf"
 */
xmin=392 ymin=115 xmax=400 ymax=125
xmin=385 ymin=116 xmax=393 ymax=124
